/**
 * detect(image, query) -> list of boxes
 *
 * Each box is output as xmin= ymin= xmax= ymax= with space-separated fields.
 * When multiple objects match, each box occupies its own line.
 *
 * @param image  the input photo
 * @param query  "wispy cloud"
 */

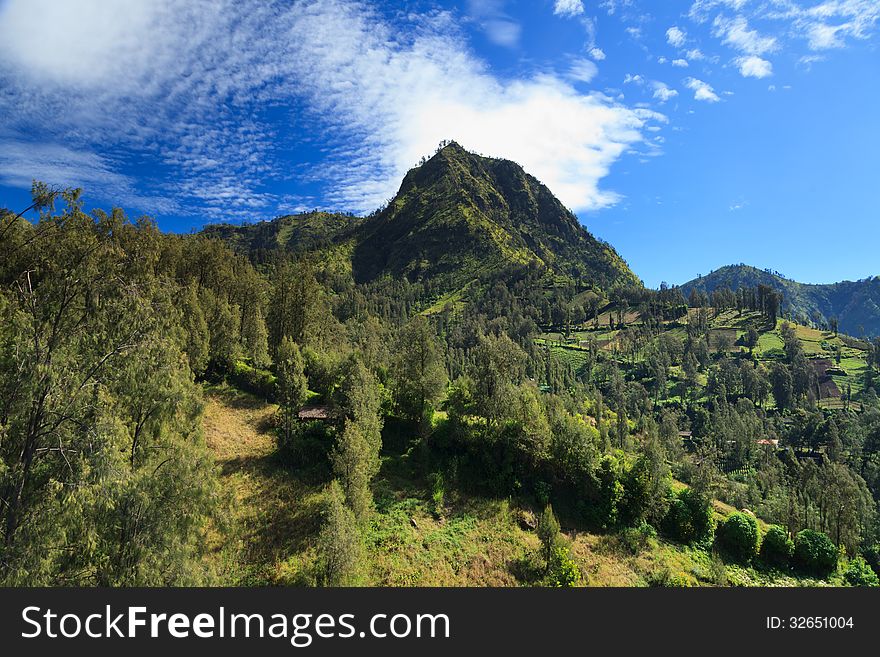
xmin=468 ymin=0 xmax=521 ymax=47
xmin=0 ymin=0 xmax=662 ymax=219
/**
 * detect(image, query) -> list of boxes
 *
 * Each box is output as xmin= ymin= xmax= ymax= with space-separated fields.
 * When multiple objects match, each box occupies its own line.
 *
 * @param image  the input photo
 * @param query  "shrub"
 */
xmin=661 ymin=488 xmax=714 ymax=545
xmin=760 ymin=525 xmax=794 ymax=568
xmin=843 ymin=557 xmax=879 ymax=587
xmin=230 ymin=360 xmax=277 ymax=400
xmin=716 ymin=512 xmax=760 ymax=563
xmin=620 ymin=522 xmax=657 ymax=555
xmin=793 ymin=529 xmax=838 ymax=578
xmin=546 ymin=545 xmax=580 ymax=587
xmin=537 ymin=504 xmax=561 ymax=567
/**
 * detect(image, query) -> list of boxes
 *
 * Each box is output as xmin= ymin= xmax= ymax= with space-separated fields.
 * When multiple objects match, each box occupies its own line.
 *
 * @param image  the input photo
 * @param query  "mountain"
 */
xmin=350 ymin=142 xmax=637 ymax=290
xmin=204 ymin=142 xmax=638 ymax=292
xmin=680 ymin=264 xmax=880 ymax=337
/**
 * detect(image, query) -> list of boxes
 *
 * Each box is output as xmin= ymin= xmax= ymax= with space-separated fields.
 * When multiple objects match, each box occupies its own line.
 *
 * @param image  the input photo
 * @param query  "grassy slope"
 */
xmin=202 ymin=385 xmax=827 ymax=587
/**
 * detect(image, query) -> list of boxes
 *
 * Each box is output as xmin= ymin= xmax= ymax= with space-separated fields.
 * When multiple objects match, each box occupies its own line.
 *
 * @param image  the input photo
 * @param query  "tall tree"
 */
xmin=392 ymin=316 xmax=448 ymax=435
xmin=317 ymin=480 xmax=365 ymax=586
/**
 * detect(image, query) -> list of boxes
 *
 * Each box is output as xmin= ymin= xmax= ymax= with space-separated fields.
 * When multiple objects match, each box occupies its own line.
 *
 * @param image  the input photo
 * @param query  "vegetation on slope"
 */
xmin=681 ymin=264 xmax=880 ymax=338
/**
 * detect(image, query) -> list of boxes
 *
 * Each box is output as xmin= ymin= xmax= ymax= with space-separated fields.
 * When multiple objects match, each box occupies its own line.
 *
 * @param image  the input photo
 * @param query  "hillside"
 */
xmin=202 ymin=142 xmax=639 ymax=294
xmin=205 ymin=386 xmax=830 ymax=587
xmin=681 ymin=264 xmax=880 ymax=338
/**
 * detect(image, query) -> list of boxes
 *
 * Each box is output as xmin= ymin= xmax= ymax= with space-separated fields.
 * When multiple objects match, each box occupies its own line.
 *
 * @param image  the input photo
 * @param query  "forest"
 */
xmin=2 ymin=164 xmax=879 ymax=587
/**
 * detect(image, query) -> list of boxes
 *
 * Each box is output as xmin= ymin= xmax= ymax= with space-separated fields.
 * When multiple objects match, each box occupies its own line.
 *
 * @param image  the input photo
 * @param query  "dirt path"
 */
xmin=202 ymin=386 xmax=324 ymax=584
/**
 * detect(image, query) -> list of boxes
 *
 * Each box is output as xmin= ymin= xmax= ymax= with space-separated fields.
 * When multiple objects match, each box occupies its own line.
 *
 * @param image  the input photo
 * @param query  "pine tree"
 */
xmin=332 ymin=421 xmax=378 ymax=520
xmin=537 ymin=504 xmax=561 ymax=570
xmin=317 ymin=481 xmax=365 ymax=586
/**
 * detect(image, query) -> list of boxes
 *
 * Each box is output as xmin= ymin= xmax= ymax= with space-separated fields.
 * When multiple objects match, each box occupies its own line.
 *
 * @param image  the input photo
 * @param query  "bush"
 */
xmin=760 ymin=525 xmax=794 ymax=568
xmin=843 ymin=557 xmax=879 ymax=587
xmin=661 ymin=488 xmax=714 ymax=545
xmin=619 ymin=522 xmax=657 ymax=555
xmin=793 ymin=529 xmax=838 ymax=578
xmin=546 ymin=545 xmax=580 ymax=587
xmin=716 ymin=512 xmax=760 ymax=563
xmin=230 ymin=360 xmax=277 ymax=400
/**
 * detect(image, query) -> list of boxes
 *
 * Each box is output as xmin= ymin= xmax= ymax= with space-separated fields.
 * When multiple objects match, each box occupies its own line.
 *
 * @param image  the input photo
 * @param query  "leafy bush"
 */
xmin=546 ymin=545 xmax=580 ymax=587
xmin=619 ymin=522 xmax=657 ymax=555
xmin=843 ymin=557 xmax=879 ymax=587
xmin=230 ymin=360 xmax=277 ymax=400
xmin=759 ymin=525 xmax=794 ymax=568
xmin=661 ymin=488 xmax=714 ymax=545
xmin=793 ymin=529 xmax=838 ymax=578
xmin=715 ymin=512 xmax=760 ymax=563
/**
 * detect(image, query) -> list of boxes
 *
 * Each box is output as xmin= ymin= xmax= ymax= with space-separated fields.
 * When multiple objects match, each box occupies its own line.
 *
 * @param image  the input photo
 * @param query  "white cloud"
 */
xmin=624 ymin=73 xmax=645 ymax=85
xmin=684 ymin=77 xmax=721 ymax=102
xmin=652 ymin=82 xmax=679 ymax=103
xmin=735 ymin=55 xmax=773 ymax=78
xmin=713 ymin=15 xmax=778 ymax=55
xmin=589 ymin=47 xmax=607 ymax=60
xmin=554 ymin=0 xmax=585 ymax=18
xmin=666 ymin=26 xmax=687 ymax=47
xmin=0 ymin=0 xmax=663 ymax=217
xmin=686 ymin=48 xmax=707 ymax=61
xmin=672 ymin=58 xmax=689 ymax=67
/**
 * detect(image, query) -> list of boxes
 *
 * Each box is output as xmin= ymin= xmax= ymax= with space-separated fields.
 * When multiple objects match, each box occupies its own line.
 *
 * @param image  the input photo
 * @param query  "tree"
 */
xmin=241 ymin=304 xmax=270 ymax=368
xmin=744 ymin=328 xmax=759 ymax=355
xmin=317 ymin=480 xmax=365 ymax=586
xmin=770 ymin=364 xmax=794 ymax=412
xmin=793 ymin=529 xmax=838 ymax=578
xmin=331 ymin=421 xmax=378 ymax=520
xmin=716 ymin=512 xmax=760 ymax=564
xmin=276 ymin=338 xmax=308 ymax=451
xmin=335 ymin=356 xmax=384 ymax=454
xmin=470 ymin=333 xmax=527 ymax=426
xmin=537 ymin=504 xmax=561 ymax=570
xmin=392 ymin=316 xmax=448 ymax=435
xmin=760 ymin=525 xmax=794 ymax=568
xmin=267 ymin=259 xmax=327 ymax=355
xmin=0 ymin=191 xmax=220 ymax=585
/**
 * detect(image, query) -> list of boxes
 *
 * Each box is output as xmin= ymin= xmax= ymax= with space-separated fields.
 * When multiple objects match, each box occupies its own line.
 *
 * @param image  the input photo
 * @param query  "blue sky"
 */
xmin=0 ymin=1 xmax=877 ymax=287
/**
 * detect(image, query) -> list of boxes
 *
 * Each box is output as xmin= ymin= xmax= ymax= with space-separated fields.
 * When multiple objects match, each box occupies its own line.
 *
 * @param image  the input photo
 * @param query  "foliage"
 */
xmin=715 ymin=512 xmax=760 ymax=564
xmin=759 ymin=525 xmax=794 ymax=568
xmin=537 ymin=504 xmax=561 ymax=568
xmin=793 ymin=529 xmax=839 ymax=578
xmin=843 ymin=557 xmax=879 ymax=587
xmin=317 ymin=480 xmax=364 ymax=586
xmin=546 ymin=545 xmax=581 ymax=587
xmin=662 ymin=488 xmax=715 ymax=546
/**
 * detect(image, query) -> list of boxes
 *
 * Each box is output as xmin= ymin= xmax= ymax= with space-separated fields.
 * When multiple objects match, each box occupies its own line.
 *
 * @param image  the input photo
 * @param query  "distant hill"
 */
xmin=203 ymin=142 xmax=639 ymax=293
xmin=681 ymin=264 xmax=880 ymax=338
xmin=202 ymin=211 xmax=362 ymax=258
